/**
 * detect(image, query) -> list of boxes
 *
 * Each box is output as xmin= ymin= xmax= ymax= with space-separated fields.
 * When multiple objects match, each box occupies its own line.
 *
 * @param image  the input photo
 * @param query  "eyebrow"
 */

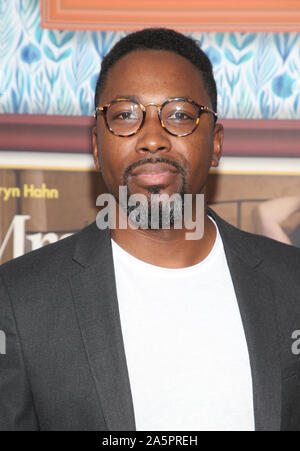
xmin=111 ymin=95 xmax=140 ymax=103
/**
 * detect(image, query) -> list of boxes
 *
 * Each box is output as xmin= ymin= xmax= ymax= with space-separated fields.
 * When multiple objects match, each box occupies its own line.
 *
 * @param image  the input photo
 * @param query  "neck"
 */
xmin=110 ymin=199 xmax=216 ymax=268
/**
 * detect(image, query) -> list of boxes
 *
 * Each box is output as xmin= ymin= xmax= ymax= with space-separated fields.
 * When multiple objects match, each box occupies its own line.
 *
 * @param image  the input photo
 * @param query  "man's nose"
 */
xmin=135 ymin=108 xmax=171 ymax=154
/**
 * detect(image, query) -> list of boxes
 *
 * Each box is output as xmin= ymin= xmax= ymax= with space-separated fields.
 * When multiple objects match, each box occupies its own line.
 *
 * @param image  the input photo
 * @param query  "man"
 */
xmin=1 ymin=28 xmax=300 ymax=431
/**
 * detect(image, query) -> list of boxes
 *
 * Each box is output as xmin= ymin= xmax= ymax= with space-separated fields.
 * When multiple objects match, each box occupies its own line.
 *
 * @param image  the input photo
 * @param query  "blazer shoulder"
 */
xmin=209 ymin=207 xmax=300 ymax=272
xmin=0 ymin=221 xmax=101 ymax=282
xmin=238 ymin=226 xmax=300 ymax=264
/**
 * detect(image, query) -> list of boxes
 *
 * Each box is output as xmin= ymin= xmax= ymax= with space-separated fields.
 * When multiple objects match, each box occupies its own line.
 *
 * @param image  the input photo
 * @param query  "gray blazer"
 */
xmin=1 ymin=208 xmax=300 ymax=431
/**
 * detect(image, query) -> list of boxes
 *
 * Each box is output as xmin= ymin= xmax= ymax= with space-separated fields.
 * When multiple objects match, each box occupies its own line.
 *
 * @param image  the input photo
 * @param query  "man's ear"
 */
xmin=92 ymin=127 xmax=101 ymax=171
xmin=211 ymin=123 xmax=224 ymax=168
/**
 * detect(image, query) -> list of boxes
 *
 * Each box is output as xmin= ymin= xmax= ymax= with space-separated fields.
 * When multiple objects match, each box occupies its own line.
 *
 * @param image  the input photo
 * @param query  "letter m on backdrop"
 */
xmin=0 ymin=330 xmax=6 ymax=354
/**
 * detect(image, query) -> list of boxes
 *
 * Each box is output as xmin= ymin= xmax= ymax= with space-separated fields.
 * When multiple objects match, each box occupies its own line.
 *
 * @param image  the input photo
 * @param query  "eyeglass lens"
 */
xmin=106 ymin=100 xmax=199 ymax=136
xmin=107 ymin=101 xmax=143 ymax=136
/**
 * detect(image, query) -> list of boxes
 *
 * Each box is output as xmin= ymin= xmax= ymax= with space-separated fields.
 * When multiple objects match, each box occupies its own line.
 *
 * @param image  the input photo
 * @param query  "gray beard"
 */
xmin=126 ymin=185 xmax=185 ymax=230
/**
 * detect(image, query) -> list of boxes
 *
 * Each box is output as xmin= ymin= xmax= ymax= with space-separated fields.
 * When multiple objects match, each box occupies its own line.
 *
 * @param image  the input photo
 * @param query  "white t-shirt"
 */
xmin=111 ymin=219 xmax=254 ymax=431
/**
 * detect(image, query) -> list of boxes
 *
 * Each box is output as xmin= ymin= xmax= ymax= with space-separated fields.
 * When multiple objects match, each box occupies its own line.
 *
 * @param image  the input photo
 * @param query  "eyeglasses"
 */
xmin=94 ymin=97 xmax=217 ymax=138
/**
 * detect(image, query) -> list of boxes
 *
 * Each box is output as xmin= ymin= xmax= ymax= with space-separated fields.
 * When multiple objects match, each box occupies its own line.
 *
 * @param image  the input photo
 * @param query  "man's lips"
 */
xmin=129 ymin=163 xmax=179 ymax=185
xmin=132 ymin=163 xmax=178 ymax=176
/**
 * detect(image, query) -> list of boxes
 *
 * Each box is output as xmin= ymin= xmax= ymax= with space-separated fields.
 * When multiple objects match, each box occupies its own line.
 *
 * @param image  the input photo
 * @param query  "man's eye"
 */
xmin=168 ymin=111 xmax=193 ymax=121
xmin=113 ymin=112 xmax=137 ymax=120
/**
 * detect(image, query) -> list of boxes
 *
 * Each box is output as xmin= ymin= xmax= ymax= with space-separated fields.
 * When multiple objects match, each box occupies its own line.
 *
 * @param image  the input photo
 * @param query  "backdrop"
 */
xmin=1 ymin=0 xmax=300 ymax=263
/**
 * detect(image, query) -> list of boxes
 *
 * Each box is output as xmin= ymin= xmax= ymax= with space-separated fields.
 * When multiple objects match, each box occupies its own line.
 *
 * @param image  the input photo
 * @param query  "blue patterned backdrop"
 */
xmin=0 ymin=0 xmax=299 ymax=118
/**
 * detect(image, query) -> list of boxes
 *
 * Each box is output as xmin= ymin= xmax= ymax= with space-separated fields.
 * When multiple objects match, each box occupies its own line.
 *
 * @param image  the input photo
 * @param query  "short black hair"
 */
xmin=94 ymin=28 xmax=217 ymax=113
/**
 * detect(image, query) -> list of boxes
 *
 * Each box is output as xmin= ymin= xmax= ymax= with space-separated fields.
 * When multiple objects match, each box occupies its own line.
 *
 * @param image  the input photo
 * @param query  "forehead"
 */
xmin=101 ymin=49 xmax=209 ymax=105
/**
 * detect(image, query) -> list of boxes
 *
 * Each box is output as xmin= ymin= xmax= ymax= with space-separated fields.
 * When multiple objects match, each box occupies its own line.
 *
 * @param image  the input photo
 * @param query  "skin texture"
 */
xmin=93 ymin=49 xmax=224 ymax=268
xmin=252 ymin=196 xmax=300 ymax=245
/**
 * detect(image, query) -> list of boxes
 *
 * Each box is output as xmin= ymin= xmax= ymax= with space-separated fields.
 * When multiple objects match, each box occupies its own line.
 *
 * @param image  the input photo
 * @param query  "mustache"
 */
xmin=123 ymin=157 xmax=186 ymax=184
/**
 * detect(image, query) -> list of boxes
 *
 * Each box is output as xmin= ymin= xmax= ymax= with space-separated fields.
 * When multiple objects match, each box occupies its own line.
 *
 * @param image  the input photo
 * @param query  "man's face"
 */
xmin=93 ymin=49 xmax=223 ymax=204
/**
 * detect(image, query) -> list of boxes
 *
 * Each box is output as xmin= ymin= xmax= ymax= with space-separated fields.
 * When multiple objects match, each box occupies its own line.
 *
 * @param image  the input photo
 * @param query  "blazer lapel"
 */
xmin=209 ymin=208 xmax=282 ymax=431
xmin=69 ymin=224 xmax=136 ymax=431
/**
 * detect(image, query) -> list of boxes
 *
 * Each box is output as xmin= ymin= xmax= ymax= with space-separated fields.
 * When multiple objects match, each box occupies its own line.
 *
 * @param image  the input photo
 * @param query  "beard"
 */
xmin=126 ymin=186 xmax=185 ymax=229
xmin=121 ymin=157 xmax=186 ymax=230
